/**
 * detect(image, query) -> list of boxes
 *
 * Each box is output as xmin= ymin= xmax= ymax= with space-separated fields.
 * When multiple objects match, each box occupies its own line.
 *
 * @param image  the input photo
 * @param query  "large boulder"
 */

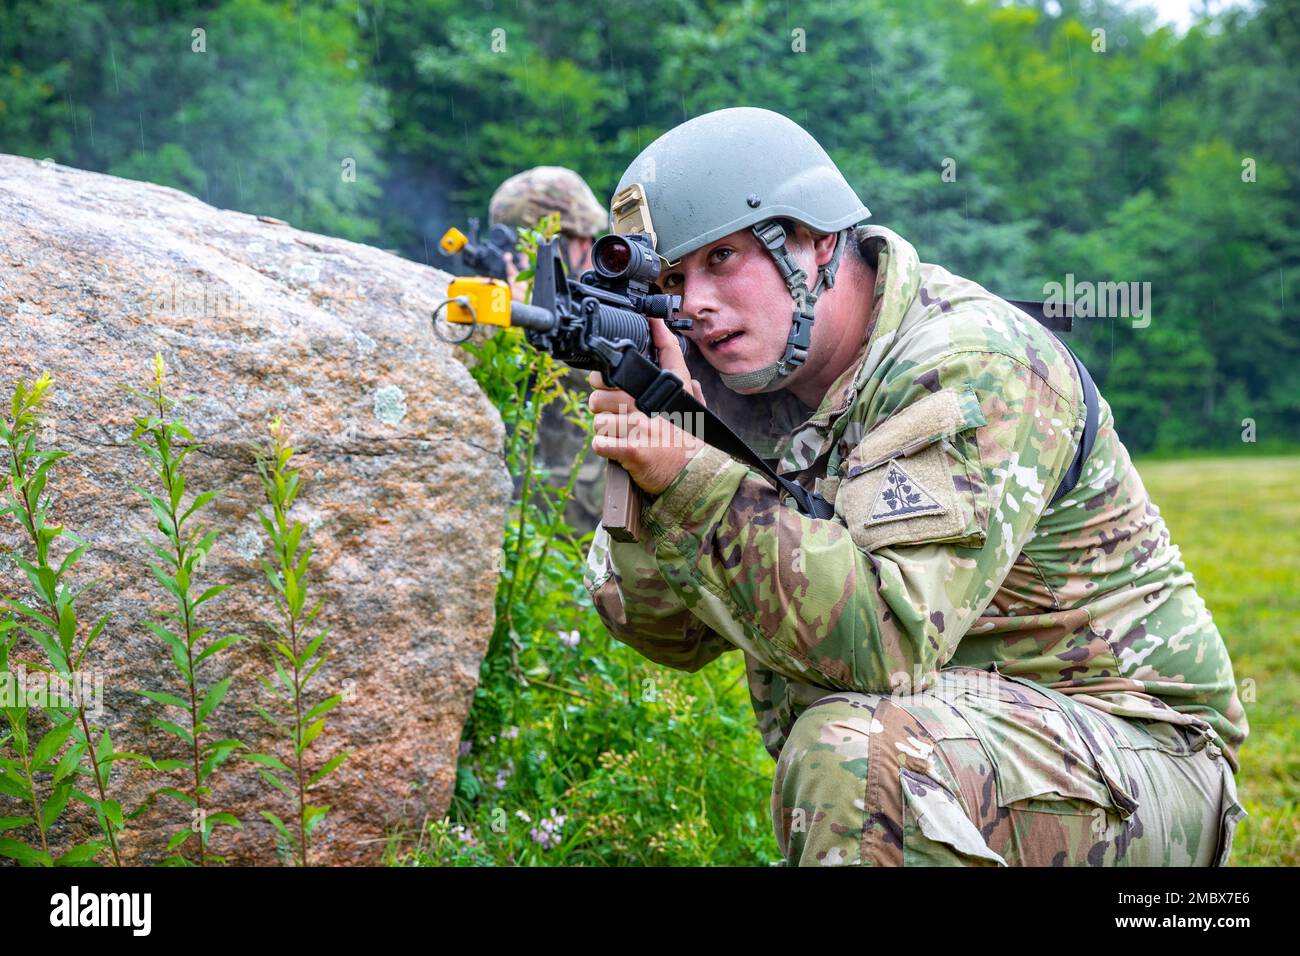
xmin=0 ymin=154 xmax=511 ymax=865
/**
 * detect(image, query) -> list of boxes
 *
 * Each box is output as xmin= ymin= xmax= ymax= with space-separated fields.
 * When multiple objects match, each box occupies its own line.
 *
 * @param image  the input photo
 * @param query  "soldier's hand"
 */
xmin=587 ymin=320 xmax=706 ymax=496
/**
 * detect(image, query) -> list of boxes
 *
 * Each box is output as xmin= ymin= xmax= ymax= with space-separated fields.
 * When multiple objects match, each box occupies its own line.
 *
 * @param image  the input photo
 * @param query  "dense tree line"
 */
xmin=3 ymin=0 xmax=1296 ymax=452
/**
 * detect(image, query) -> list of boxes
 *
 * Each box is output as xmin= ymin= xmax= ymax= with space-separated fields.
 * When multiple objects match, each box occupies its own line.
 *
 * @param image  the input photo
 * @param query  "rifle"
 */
xmin=438 ymin=218 xmax=521 ymax=282
xmin=433 ymin=231 xmax=692 ymax=542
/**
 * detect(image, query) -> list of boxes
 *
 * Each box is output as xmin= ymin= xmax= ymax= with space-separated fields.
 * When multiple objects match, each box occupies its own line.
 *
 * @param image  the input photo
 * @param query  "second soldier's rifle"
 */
xmin=438 ymin=218 xmax=521 ymax=282
xmin=432 ymin=231 xmax=837 ymax=542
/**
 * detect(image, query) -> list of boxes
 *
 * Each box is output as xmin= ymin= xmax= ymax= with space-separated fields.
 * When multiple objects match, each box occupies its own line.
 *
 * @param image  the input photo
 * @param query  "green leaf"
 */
xmin=100 ymin=751 xmax=153 ymax=767
xmin=272 ymin=654 xmax=296 ymax=697
xmin=201 ymin=738 xmax=247 ymax=755
xmin=158 ymin=787 xmax=197 ymax=808
xmin=299 ymin=718 xmax=326 ymax=752
xmin=103 ymin=799 xmax=124 ymax=829
xmin=303 ymin=804 xmax=330 ymax=836
xmin=196 ymin=677 xmax=232 ymax=724
xmin=151 ymin=718 xmax=194 ymax=745
xmin=303 ymin=597 xmax=326 ymax=627
xmin=54 ymin=841 xmax=107 ymax=866
xmin=74 ymin=613 xmax=111 ymax=670
xmin=95 ymin=728 xmax=112 ymax=766
xmin=57 ymin=604 xmax=77 ymax=656
xmin=192 ymin=530 xmax=219 ymax=563
xmin=0 ymin=596 xmax=56 ymax=631
xmin=0 ymin=771 xmax=30 ymax=800
xmin=24 ymin=628 xmax=71 ymax=674
xmin=0 ymin=837 xmax=49 ymax=865
xmin=0 ymin=815 xmax=35 ymax=831
xmin=304 ymin=695 xmax=341 ymax=723
xmin=150 ymin=758 xmax=191 ymax=772
xmin=299 ymin=631 xmax=327 ymax=667
xmin=253 ymin=673 xmax=276 ymax=696
xmin=143 ymin=537 xmax=180 ymax=571
xmin=52 ymin=741 xmax=87 ymax=783
xmin=169 ymin=471 xmax=186 ymax=512
xmin=35 ymin=567 xmax=58 ymax=606
xmin=307 ymin=751 xmax=348 ymax=789
xmin=260 ymin=810 xmax=294 ymax=844
xmin=136 ymin=488 xmax=175 ymax=534
xmin=194 ymin=634 xmax=246 ymax=667
xmin=32 ymin=719 xmax=76 ymax=768
xmin=165 ymin=828 xmax=192 ymax=851
xmin=192 ymin=584 xmax=230 ymax=610
xmin=284 ymin=572 xmax=300 ymax=616
xmin=207 ymin=811 xmax=242 ymax=830
xmin=300 ymin=653 xmax=327 ymax=689
xmin=242 ymin=752 xmax=292 ymax=773
xmin=143 ymin=621 xmax=191 ymax=678
xmin=41 ymin=782 xmax=73 ymax=829
xmin=56 ymin=544 xmax=88 ymax=580
xmin=257 ymin=768 xmax=292 ymax=796
xmin=181 ymin=490 xmax=221 ymax=525
xmin=136 ymin=689 xmax=190 ymax=710
xmin=199 ymin=747 xmax=240 ymax=782
xmin=253 ymin=704 xmax=288 ymax=732
xmin=294 ymin=548 xmax=311 ymax=592
xmin=148 ymin=562 xmax=182 ymax=601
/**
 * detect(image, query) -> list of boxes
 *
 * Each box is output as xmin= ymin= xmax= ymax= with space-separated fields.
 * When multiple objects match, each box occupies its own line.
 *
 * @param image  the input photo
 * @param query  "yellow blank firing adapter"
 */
xmin=439 ymin=227 xmax=469 ymax=256
xmin=445 ymin=277 xmax=513 ymax=327
xmin=430 ymin=276 xmax=515 ymax=343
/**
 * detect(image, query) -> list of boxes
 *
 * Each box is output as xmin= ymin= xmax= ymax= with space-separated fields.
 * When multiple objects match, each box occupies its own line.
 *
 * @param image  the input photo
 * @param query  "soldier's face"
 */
xmin=658 ymin=226 xmax=815 ymax=386
xmin=566 ymin=235 xmax=594 ymax=274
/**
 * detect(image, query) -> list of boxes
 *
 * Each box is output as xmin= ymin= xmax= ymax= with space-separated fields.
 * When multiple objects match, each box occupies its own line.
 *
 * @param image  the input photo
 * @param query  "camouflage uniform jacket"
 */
xmin=583 ymin=224 xmax=1249 ymax=773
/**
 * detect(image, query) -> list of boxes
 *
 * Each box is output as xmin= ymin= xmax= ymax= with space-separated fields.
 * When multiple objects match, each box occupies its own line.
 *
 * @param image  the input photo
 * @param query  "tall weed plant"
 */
xmin=388 ymin=218 xmax=775 ymax=867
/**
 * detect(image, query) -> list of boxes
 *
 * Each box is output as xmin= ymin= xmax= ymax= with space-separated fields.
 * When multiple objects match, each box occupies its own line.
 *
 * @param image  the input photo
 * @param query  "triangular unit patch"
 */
xmin=867 ymin=459 xmax=946 ymax=525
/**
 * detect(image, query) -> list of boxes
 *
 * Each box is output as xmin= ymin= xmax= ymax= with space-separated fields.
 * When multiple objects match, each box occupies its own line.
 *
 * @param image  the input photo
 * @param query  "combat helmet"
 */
xmin=611 ymin=107 xmax=871 ymax=391
xmin=489 ymin=166 xmax=609 ymax=238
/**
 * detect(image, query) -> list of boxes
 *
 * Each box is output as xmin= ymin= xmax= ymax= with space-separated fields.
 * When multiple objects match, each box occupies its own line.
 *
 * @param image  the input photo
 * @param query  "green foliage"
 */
xmin=0 ymin=373 xmax=145 ymax=867
xmin=373 ymin=0 xmax=1300 ymax=454
xmin=122 ymin=354 xmax=248 ymax=866
xmin=247 ymin=417 xmax=348 ymax=866
xmin=6 ymin=0 xmax=1298 ymax=449
xmin=0 ymin=0 xmax=387 ymax=241
xmin=385 ymin=219 xmax=774 ymax=866
xmin=4 ymin=0 xmax=1298 ymax=867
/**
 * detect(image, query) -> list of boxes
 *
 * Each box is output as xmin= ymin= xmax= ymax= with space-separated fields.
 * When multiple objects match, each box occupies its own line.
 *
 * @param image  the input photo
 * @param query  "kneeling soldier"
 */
xmin=583 ymin=107 xmax=1249 ymax=867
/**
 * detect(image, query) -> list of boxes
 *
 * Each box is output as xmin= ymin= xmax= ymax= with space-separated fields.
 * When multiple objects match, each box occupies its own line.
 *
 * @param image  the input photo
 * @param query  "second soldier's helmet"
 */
xmin=489 ymin=166 xmax=609 ymax=238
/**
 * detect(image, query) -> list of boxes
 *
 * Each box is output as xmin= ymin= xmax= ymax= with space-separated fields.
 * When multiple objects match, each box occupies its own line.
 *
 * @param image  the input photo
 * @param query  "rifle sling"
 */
xmin=601 ymin=317 xmax=1099 ymax=520
xmin=606 ymin=348 xmax=835 ymax=519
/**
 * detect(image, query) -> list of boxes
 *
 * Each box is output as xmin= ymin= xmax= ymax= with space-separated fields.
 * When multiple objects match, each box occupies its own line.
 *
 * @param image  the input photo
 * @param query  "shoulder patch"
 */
xmin=833 ymin=386 xmax=989 ymax=552
xmin=868 ymin=460 xmax=946 ymax=524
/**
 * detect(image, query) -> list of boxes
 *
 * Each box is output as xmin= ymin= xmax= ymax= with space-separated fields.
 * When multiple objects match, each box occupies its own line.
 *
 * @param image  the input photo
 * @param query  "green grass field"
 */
xmin=1138 ymin=454 xmax=1300 ymax=865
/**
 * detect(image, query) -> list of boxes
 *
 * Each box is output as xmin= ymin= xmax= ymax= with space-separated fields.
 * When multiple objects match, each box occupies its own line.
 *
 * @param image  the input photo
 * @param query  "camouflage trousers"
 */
xmin=772 ymin=666 xmax=1247 ymax=866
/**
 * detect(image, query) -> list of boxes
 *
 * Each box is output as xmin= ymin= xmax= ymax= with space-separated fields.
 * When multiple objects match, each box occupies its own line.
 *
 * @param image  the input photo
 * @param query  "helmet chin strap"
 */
xmin=718 ymin=221 xmax=849 ymax=393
